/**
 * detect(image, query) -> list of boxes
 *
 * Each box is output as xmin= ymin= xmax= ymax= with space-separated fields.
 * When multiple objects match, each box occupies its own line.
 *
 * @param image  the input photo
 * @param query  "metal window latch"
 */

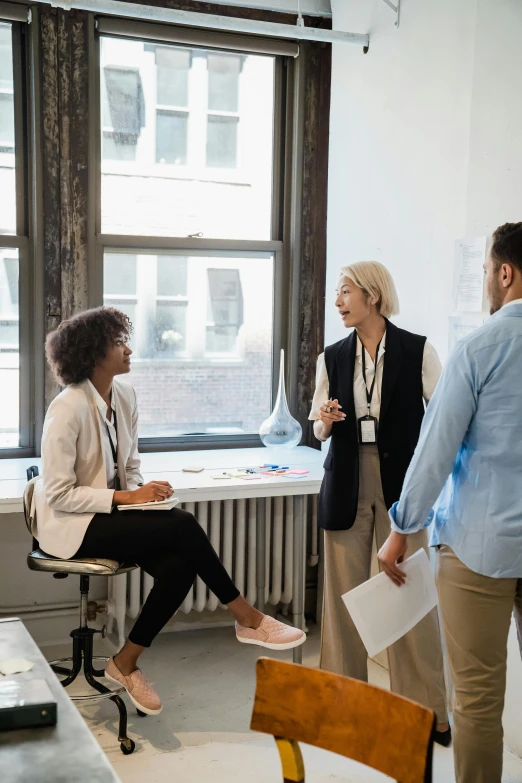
xmin=187 ymin=232 xmax=203 ymax=238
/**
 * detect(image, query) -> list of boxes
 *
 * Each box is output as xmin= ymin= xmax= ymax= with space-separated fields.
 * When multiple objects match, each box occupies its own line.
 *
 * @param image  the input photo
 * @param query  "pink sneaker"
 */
xmin=235 ymin=616 xmax=306 ymax=650
xmin=105 ymin=657 xmax=162 ymax=715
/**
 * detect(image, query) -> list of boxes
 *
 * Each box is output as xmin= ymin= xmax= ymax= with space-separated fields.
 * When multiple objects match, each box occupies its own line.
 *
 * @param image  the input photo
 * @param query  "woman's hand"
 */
xmin=319 ymin=399 xmax=345 ymax=426
xmin=314 ymin=399 xmax=346 ymax=442
xmin=114 ymin=481 xmax=174 ymax=506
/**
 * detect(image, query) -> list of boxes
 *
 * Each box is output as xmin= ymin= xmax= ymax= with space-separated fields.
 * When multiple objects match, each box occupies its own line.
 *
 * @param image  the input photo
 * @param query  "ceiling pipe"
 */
xmin=31 ymin=0 xmax=369 ymax=48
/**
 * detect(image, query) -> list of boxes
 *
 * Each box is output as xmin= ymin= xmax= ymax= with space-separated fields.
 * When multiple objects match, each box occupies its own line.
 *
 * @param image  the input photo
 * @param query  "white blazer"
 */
xmin=33 ymin=379 xmax=143 ymax=559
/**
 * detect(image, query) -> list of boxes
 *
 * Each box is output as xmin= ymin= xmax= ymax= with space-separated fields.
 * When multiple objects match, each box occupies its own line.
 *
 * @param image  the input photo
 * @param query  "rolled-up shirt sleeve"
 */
xmin=309 ymin=353 xmax=329 ymax=421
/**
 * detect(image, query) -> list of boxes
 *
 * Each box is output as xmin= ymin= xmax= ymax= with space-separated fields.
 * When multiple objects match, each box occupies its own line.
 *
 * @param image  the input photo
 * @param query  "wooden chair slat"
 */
xmin=251 ymin=658 xmax=435 ymax=783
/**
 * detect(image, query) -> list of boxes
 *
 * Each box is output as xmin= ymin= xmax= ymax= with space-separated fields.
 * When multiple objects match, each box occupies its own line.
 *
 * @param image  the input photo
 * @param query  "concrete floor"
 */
xmin=45 ymin=624 xmax=522 ymax=783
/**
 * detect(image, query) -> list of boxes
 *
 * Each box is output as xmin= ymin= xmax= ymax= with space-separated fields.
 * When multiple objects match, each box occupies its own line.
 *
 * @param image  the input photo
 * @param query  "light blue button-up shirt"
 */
xmin=390 ymin=299 xmax=522 ymax=578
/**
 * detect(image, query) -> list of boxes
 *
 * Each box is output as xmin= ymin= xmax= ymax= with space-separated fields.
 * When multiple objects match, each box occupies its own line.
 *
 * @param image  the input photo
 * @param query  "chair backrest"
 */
xmin=250 ymin=658 xmax=435 ymax=783
xmin=23 ymin=466 xmax=40 ymax=544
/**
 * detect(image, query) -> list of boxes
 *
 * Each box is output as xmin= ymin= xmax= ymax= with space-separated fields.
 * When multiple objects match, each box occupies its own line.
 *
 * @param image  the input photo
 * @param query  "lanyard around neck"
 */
xmin=360 ymin=339 xmax=382 ymax=413
xmin=105 ymin=408 xmax=118 ymax=467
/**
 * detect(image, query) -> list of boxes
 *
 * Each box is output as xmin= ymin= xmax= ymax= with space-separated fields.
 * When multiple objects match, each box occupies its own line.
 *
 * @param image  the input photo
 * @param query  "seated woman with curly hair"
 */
xmin=37 ymin=306 xmax=305 ymax=715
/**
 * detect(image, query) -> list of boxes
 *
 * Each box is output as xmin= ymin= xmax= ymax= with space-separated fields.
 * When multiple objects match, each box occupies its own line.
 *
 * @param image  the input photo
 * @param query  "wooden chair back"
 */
xmin=250 ymin=658 xmax=435 ymax=783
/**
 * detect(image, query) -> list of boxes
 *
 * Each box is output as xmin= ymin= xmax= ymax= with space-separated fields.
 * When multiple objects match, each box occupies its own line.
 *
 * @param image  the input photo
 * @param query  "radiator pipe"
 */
xmin=269 ymin=496 xmax=283 ymax=606
xmin=195 ymin=501 xmax=209 ymax=612
xmin=39 ymin=0 xmax=370 ymax=49
xmin=308 ymin=494 xmax=319 ymax=567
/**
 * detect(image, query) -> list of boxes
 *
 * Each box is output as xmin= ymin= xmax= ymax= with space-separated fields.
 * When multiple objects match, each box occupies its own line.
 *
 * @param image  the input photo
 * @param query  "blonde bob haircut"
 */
xmin=339 ymin=261 xmax=400 ymax=319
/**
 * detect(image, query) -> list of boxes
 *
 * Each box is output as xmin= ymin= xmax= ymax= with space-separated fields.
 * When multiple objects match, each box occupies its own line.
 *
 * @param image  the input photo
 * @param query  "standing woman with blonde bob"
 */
xmin=310 ymin=262 xmax=450 ymax=744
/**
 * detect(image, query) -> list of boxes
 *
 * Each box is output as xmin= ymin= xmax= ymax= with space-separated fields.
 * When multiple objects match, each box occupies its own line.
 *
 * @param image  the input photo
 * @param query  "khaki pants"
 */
xmin=320 ymin=445 xmax=448 ymax=722
xmin=436 ymin=545 xmax=522 ymax=783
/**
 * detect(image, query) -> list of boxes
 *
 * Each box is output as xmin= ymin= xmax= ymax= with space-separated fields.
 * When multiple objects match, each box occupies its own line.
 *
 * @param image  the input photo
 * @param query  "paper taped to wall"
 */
xmin=453 ymin=236 xmax=486 ymax=312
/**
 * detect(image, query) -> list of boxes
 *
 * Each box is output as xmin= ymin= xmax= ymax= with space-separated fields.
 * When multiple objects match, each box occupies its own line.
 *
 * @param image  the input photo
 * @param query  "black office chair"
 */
xmin=23 ymin=466 xmax=140 ymax=754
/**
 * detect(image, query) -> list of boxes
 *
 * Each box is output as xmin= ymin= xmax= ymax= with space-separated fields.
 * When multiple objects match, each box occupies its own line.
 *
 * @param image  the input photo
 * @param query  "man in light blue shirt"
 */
xmin=378 ymin=222 xmax=522 ymax=783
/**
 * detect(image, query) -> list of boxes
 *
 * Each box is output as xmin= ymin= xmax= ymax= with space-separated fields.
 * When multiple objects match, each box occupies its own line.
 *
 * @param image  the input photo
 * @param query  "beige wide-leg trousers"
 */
xmin=320 ymin=445 xmax=448 ymax=722
xmin=437 ymin=545 xmax=522 ymax=783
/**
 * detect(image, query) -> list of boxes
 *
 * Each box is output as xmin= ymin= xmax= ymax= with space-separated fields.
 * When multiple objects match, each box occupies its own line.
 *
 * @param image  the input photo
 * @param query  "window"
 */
xmin=99 ymin=36 xmax=274 ymax=240
xmin=101 ymin=251 xmax=274 ymax=439
xmin=206 ymin=268 xmax=243 ymax=353
xmin=0 ymin=23 xmax=15 ymax=229
xmin=206 ymin=53 xmax=241 ymax=169
xmin=102 ymin=66 xmax=143 ymax=161
xmin=0 ymin=18 xmax=31 ymax=453
xmin=155 ymin=46 xmax=189 ymax=165
xmin=0 ymin=249 xmax=19 ymax=448
xmin=97 ymin=26 xmax=286 ymax=446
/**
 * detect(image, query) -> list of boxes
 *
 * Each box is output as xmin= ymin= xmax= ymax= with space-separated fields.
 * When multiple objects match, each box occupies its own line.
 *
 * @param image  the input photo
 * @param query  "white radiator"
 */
xmin=107 ymin=495 xmax=318 ymax=648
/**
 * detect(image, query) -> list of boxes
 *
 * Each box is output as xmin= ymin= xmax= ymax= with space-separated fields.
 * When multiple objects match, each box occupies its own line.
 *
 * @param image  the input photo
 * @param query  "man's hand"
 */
xmin=378 ymin=531 xmax=408 ymax=586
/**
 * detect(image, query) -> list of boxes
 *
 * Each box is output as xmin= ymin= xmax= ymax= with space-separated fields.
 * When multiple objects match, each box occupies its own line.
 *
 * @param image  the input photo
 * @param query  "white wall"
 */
xmin=328 ymin=0 xmax=522 ymax=757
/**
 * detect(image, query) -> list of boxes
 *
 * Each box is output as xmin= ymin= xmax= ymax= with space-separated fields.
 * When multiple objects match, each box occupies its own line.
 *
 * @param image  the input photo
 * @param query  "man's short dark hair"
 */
xmin=45 ymin=306 xmax=133 ymax=386
xmin=491 ymin=222 xmax=522 ymax=273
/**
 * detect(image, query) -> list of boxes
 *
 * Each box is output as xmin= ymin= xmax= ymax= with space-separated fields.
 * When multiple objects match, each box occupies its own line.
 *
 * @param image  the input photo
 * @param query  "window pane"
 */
xmin=206 ymin=115 xmax=238 ymax=169
xmin=156 ymin=46 xmax=189 ymax=107
xmin=103 ymin=66 xmax=142 ymax=134
xmin=0 ymin=93 xmax=14 ymax=148
xmin=103 ymin=132 xmax=137 ymax=162
xmin=103 ymin=253 xmax=137 ymax=295
xmin=0 ymin=24 xmax=12 ymax=90
xmin=206 ymin=268 xmax=243 ymax=352
xmin=0 ymin=248 xmax=19 ymax=448
xmin=156 ymin=111 xmax=187 ymax=165
xmin=104 ymin=252 xmax=273 ymax=438
xmin=0 ymin=24 xmax=15 ymax=235
xmin=100 ymin=36 xmax=275 ymax=240
xmin=155 ymin=302 xmax=187 ymax=355
xmin=208 ymin=53 xmax=241 ymax=112
xmin=157 ymin=255 xmax=187 ymax=296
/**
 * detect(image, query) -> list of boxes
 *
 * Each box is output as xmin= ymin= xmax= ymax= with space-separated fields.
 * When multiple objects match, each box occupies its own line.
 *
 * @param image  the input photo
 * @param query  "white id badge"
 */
xmin=358 ymin=416 xmax=378 ymax=444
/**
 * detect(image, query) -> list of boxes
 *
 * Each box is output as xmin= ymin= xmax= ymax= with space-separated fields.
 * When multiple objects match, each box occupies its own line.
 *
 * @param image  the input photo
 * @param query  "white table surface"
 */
xmin=0 ymin=446 xmax=325 ymax=513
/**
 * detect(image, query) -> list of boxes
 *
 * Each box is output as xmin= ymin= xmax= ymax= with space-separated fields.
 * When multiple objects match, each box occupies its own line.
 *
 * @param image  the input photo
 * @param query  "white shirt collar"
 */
xmin=355 ymin=330 xmax=387 ymax=362
xmin=502 ymin=298 xmax=522 ymax=310
xmin=87 ymin=379 xmax=116 ymax=422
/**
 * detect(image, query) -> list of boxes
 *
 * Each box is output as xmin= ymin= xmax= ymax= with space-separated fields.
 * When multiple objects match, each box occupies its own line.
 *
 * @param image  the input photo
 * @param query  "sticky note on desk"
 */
xmin=0 ymin=658 xmax=34 ymax=676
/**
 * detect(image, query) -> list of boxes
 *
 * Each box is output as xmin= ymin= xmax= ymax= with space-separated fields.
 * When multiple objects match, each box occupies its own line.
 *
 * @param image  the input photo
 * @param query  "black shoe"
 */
xmin=434 ymin=727 xmax=452 ymax=747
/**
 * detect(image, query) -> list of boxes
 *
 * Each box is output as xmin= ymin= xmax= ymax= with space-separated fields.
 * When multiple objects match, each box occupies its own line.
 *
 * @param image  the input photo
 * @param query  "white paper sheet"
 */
xmin=0 ymin=658 xmax=34 ymax=675
xmin=341 ymin=549 xmax=438 ymax=659
xmin=117 ymin=497 xmax=180 ymax=511
xmin=453 ymin=236 xmax=486 ymax=312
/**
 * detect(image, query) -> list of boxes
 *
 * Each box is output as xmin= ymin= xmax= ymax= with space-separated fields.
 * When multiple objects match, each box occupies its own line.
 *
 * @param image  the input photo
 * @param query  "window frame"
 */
xmin=0 ymin=14 xmax=36 ymax=458
xmin=90 ymin=19 xmax=297 ymax=452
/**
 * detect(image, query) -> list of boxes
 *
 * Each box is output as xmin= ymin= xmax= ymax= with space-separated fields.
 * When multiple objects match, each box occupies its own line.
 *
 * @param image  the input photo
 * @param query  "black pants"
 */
xmin=74 ymin=507 xmax=240 ymax=647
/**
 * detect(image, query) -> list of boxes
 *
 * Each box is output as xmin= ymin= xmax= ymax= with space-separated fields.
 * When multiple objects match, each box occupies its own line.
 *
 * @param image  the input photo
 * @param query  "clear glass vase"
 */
xmin=259 ymin=349 xmax=302 ymax=449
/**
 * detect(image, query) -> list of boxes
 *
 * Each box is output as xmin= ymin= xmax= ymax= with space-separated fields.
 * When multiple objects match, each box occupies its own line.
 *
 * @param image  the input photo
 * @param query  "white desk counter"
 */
xmin=0 ymin=447 xmax=325 ymax=664
xmin=0 ymin=446 xmax=324 ymax=513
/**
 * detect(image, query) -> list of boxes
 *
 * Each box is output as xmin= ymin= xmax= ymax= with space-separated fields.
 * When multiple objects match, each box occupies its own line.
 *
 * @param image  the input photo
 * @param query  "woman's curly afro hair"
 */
xmin=45 ymin=306 xmax=133 ymax=386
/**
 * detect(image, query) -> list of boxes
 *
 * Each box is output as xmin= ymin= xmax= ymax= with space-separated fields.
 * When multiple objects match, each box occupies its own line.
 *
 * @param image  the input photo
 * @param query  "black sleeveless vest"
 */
xmin=318 ymin=320 xmax=426 ymax=531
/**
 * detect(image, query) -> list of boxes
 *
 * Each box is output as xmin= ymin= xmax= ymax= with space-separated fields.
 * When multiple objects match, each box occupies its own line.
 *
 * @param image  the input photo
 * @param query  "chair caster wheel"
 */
xmin=137 ymin=709 xmax=147 ymax=717
xmin=120 ymin=739 xmax=136 ymax=755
